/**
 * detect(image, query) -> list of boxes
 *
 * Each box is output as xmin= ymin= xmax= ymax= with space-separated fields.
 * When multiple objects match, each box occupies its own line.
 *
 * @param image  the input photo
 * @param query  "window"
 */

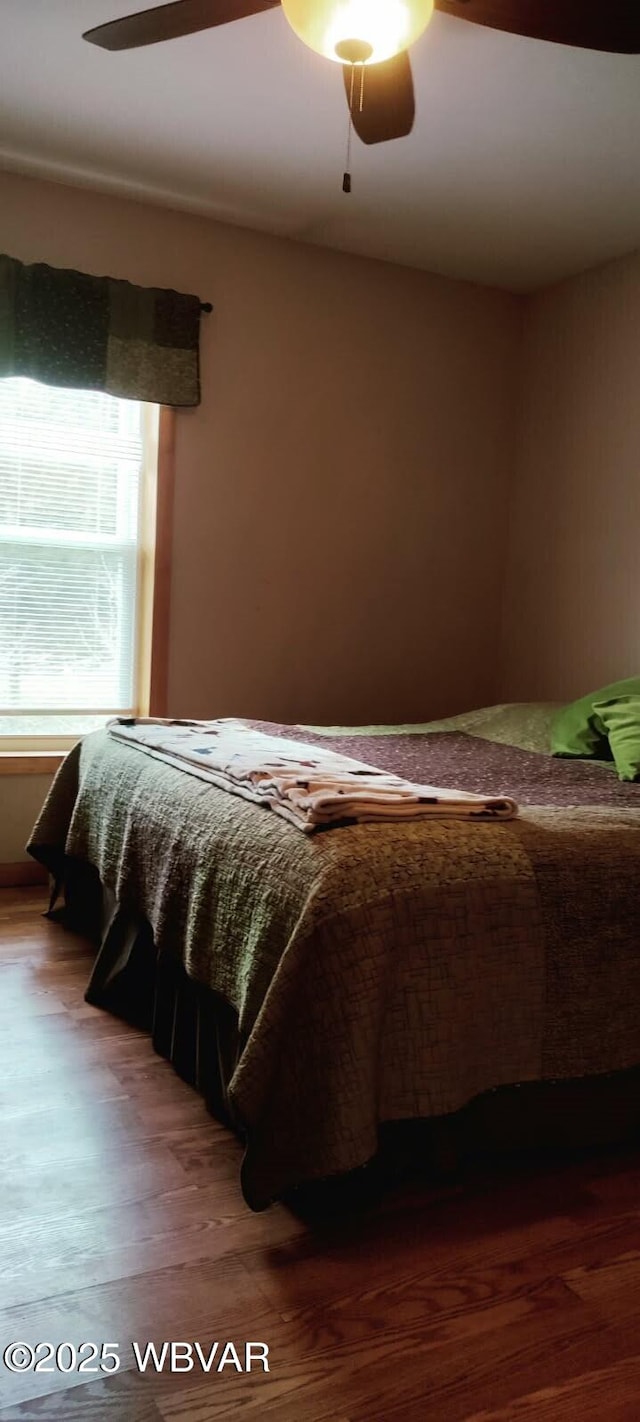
xmin=0 ymin=378 xmax=162 ymax=751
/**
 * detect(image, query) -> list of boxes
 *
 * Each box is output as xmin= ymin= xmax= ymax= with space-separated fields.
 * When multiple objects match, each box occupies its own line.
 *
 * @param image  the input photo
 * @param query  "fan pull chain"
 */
xmin=343 ymin=64 xmax=356 ymax=193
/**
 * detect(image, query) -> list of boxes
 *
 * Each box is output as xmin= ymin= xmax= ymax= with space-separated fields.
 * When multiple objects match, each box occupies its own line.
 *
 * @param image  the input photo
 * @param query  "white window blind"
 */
xmin=0 ymin=378 xmax=146 ymax=738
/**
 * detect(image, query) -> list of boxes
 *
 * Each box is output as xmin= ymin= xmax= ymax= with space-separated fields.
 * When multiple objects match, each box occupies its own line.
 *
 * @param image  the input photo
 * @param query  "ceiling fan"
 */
xmin=83 ymin=1 xmax=640 ymax=147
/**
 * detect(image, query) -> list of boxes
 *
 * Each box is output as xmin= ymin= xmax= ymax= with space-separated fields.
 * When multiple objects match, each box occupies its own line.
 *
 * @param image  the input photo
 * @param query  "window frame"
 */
xmin=0 ymin=403 xmax=175 ymax=775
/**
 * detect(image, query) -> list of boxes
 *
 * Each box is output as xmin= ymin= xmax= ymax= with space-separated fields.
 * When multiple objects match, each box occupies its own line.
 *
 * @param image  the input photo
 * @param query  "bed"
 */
xmin=28 ymin=702 xmax=640 ymax=1209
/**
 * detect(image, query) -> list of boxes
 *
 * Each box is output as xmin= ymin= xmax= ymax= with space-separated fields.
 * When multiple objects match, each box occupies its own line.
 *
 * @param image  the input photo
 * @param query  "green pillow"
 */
xmin=551 ymin=676 xmax=640 ymax=759
xmin=592 ymin=696 xmax=640 ymax=781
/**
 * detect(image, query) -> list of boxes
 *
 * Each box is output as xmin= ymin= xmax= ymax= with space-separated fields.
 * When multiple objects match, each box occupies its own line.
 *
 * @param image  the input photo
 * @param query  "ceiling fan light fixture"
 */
xmin=281 ymin=0 xmax=434 ymax=66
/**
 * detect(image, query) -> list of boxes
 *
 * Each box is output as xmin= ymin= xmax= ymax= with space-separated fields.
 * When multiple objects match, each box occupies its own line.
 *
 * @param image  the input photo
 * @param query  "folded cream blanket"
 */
xmin=108 ymin=718 xmax=518 ymax=833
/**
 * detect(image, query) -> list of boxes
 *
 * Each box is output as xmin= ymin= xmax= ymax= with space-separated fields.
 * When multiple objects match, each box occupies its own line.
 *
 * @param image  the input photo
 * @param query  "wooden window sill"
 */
xmin=0 ymin=752 xmax=66 ymax=776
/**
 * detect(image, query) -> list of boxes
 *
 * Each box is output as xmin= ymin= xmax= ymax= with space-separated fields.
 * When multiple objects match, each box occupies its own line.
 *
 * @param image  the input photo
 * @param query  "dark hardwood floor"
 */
xmin=0 ymin=885 xmax=639 ymax=1420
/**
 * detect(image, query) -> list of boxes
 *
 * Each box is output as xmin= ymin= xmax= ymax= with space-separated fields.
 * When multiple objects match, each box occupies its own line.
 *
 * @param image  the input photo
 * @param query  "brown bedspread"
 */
xmin=28 ymin=707 xmax=640 ymax=1208
xmin=249 ymin=720 xmax=639 ymax=807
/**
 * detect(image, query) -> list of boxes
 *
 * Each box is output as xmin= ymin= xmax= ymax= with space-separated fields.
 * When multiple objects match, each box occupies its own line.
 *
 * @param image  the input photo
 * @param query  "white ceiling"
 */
xmin=1 ymin=0 xmax=639 ymax=291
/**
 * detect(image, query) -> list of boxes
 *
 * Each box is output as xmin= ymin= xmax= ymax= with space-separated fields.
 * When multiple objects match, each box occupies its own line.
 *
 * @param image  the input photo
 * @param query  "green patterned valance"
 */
xmin=0 ymin=254 xmax=206 ymax=406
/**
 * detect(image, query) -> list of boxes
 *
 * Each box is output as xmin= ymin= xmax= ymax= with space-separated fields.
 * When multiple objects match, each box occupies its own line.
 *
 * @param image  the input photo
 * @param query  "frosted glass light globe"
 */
xmin=281 ymin=0 xmax=434 ymax=66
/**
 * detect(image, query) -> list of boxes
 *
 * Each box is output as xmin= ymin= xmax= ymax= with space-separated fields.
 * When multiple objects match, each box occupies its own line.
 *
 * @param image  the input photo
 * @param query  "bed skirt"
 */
xmin=52 ymin=857 xmax=640 ymax=1209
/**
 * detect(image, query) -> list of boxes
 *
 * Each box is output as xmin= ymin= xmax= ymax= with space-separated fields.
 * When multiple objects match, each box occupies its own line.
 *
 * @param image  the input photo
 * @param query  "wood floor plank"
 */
xmin=347 ymin=1315 xmax=640 ymax=1422
xmin=0 ymin=1370 xmax=164 ymax=1420
xmin=564 ymin=1249 xmax=640 ymax=1319
xmin=154 ymin=1276 xmax=578 ymax=1421
xmin=0 ymin=887 xmax=48 ymax=918
xmin=0 ymin=1254 xmax=272 ymax=1409
xmin=1 ymin=1142 xmax=190 ymax=1232
xmin=0 ymin=1182 xmax=304 ymax=1311
xmin=243 ymin=1203 xmax=582 ymax=1321
xmin=459 ymin=1350 xmax=640 ymax=1420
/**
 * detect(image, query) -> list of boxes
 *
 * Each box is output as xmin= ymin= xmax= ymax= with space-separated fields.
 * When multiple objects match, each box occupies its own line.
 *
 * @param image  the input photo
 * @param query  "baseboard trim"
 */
xmin=0 ymin=861 xmax=49 ymax=888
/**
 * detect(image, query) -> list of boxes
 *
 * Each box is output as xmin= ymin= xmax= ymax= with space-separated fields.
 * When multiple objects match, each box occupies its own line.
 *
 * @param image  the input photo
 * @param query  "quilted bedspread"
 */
xmin=28 ymin=704 xmax=640 ymax=1208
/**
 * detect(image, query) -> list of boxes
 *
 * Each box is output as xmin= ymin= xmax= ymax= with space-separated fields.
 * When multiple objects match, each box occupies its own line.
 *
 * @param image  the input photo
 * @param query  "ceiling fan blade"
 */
xmin=342 ymin=53 xmax=415 ymax=146
xmin=434 ymin=1 xmax=640 ymax=54
xmin=83 ymin=0 xmax=279 ymax=51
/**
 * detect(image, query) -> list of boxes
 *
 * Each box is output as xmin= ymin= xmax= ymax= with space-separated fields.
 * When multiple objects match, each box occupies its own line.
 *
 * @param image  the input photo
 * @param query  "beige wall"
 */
xmin=499 ymin=250 xmax=640 ymax=702
xmin=1 ymin=168 xmax=521 ymax=728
